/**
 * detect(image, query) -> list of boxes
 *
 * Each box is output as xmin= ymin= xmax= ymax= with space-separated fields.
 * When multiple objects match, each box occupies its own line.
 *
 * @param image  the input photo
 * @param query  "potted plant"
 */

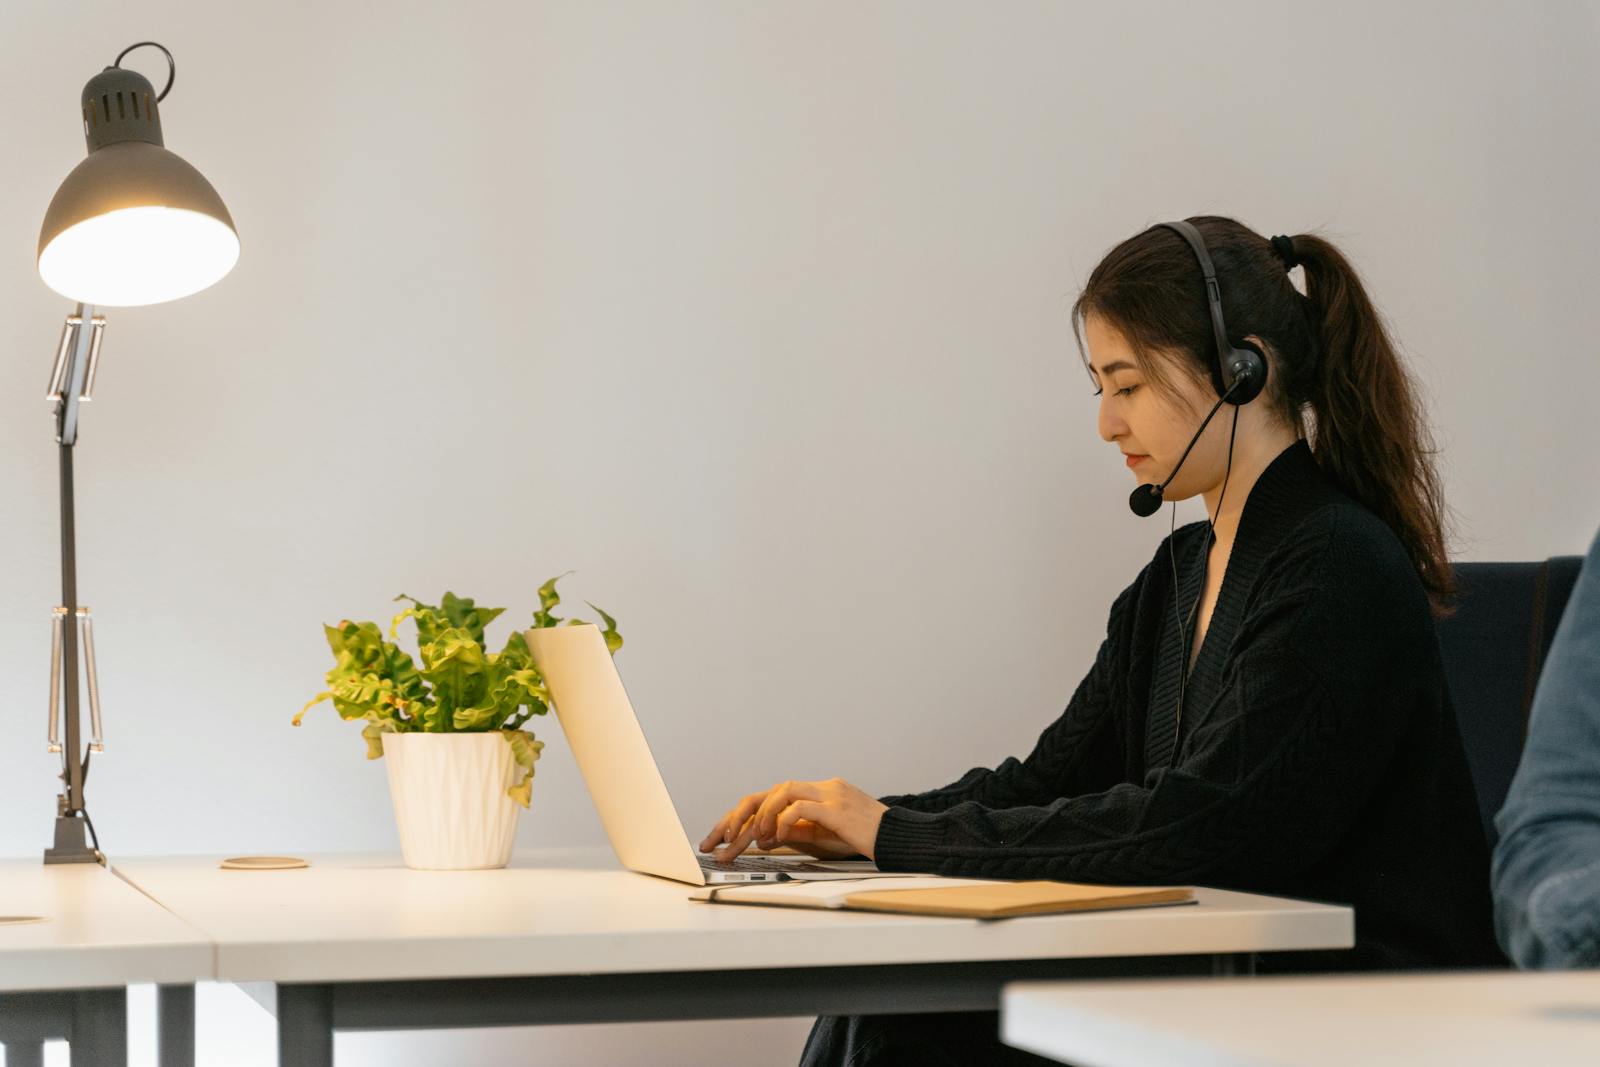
xmin=294 ymin=575 xmax=622 ymax=870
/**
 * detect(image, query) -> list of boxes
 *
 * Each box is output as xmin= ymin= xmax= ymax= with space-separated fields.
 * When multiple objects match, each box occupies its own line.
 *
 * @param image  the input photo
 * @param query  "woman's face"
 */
xmin=1084 ymin=312 xmax=1231 ymax=502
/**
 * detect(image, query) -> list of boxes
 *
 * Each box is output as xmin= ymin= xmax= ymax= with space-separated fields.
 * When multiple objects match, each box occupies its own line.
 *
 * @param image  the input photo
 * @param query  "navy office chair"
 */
xmin=1436 ymin=556 xmax=1585 ymax=848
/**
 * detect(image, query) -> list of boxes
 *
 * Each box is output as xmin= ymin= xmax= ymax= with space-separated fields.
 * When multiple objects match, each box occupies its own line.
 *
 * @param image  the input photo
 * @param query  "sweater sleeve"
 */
xmin=876 ymin=575 xmax=1140 ymax=815
xmin=873 ymin=514 xmax=1416 ymax=884
xmin=1492 ymin=528 xmax=1600 ymax=969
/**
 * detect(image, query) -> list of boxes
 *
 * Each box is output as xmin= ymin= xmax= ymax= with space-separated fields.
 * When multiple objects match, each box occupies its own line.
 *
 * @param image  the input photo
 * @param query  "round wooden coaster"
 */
xmin=220 ymin=856 xmax=309 ymax=871
xmin=0 ymin=916 xmax=48 ymax=926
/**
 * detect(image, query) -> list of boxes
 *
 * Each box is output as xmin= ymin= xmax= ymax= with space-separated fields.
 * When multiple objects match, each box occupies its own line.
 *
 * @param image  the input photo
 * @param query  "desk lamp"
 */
xmin=37 ymin=42 xmax=238 ymax=863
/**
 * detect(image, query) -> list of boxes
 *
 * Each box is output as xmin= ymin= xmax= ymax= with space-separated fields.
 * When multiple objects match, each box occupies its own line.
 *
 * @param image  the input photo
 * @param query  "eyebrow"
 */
xmin=1088 ymin=359 xmax=1138 ymax=380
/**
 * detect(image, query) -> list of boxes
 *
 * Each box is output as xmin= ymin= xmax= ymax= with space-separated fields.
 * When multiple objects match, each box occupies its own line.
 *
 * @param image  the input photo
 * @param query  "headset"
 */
xmin=1157 ymin=220 xmax=1269 ymax=406
xmin=1127 ymin=220 xmax=1269 ymax=519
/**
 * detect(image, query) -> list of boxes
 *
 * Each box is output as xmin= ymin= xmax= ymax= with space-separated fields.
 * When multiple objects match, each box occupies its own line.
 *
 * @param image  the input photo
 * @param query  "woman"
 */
xmin=702 ymin=216 xmax=1503 ymax=1065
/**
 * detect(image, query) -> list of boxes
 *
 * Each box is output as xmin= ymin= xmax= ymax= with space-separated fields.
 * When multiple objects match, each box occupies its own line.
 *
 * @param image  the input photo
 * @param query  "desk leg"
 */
xmin=157 ymin=985 xmax=195 ymax=1067
xmin=277 ymin=984 xmax=333 ymax=1067
xmin=4 ymin=1040 xmax=45 ymax=1067
xmin=69 ymin=987 xmax=126 ymax=1067
xmin=1212 ymin=953 xmax=1257 ymax=977
xmin=0 ymin=990 xmax=69 ymax=1065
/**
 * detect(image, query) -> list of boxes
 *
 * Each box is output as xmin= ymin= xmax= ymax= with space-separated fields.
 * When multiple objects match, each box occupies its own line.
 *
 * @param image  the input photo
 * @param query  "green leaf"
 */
xmin=419 ymin=628 xmax=489 ymax=730
xmin=328 ymin=674 xmax=384 ymax=720
xmin=389 ymin=607 xmax=419 ymax=639
xmin=505 ymin=728 xmax=545 ymax=769
xmin=532 ymin=573 xmax=574 ymax=629
xmin=327 ymin=675 xmax=410 ymax=725
xmin=293 ymin=691 xmax=332 ymax=727
xmin=440 ymin=592 xmax=506 ymax=647
xmin=361 ymin=721 xmax=388 ymax=760
xmin=382 ymin=643 xmax=427 ymax=706
xmin=499 ymin=627 xmax=531 ymax=659
xmin=503 ymin=728 xmax=544 ymax=808
xmin=587 ymin=602 xmax=625 ymax=656
xmin=498 ymin=629 xmax=532 ymax=667
xmin=304 ymin=619 xmax=430 ymax=728
xmin=453 ymin=656 xmax=551 ymax=731
xmin=324 ymin=620 xmax=386 ymax=670
xmin=393 ymin=595 xmax=448 ymax=648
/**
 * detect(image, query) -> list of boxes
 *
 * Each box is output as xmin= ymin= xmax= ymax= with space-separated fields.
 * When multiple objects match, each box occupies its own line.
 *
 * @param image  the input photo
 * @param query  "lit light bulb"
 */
xmin=40 ymin=204 xmax=239 ymax=307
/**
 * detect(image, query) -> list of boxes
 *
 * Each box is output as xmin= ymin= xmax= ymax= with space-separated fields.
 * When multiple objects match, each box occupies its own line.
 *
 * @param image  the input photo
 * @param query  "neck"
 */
xmin=1198 ymin=422 xmax=1300 ymax=548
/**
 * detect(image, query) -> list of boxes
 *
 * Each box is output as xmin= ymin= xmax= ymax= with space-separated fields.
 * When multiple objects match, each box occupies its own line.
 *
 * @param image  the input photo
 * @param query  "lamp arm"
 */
xmin=55 ymin=303 xmax=98 ymax=447
xmin=43 ymin=304 xmax=104 ymax=864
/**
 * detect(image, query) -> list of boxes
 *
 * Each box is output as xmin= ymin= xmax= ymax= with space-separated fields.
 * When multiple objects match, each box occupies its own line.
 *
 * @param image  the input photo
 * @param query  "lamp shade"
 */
xmin=38 ymin=64 xmax=237 ymax=307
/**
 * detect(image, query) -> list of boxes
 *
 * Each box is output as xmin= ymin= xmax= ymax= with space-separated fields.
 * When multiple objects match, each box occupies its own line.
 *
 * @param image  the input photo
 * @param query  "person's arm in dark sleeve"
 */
xmin=1493 ymin=528 xmax=1600 ymax=969
xmin=874 ymin=516 xmax=1412 ymax=884
xmin=877 ymin=574 xmax=1139 ymax=815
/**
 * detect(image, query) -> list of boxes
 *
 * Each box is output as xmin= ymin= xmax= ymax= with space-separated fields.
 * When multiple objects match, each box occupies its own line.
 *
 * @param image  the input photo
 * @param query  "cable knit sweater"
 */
xmin=873 ymin=440 xmax=1504 ymax=972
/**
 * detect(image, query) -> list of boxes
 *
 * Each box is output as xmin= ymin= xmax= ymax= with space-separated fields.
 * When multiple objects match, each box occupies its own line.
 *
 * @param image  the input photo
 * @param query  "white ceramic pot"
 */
xmin=382 ymin=732 xmax=525 ymax=870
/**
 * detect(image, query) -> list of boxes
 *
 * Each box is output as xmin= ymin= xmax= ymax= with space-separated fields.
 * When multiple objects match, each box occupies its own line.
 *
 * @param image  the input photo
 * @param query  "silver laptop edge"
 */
xmin=526 ymin=624 xmax=876 ymax=885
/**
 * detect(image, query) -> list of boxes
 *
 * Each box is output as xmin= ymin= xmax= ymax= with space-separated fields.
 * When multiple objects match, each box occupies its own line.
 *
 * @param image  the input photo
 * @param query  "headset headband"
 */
xmin=1156 ymin=220 xmax=1233 ymax=374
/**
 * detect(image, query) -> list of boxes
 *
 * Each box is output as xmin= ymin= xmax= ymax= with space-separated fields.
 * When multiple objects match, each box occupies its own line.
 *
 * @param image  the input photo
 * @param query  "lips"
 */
xmin=1124 ymin=453 xmax=1147 ymax=469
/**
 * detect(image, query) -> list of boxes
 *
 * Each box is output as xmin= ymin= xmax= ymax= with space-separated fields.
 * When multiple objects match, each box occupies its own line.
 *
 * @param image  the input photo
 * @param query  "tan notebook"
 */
xmin=690 ymin=877 xmax=1195 ymax=919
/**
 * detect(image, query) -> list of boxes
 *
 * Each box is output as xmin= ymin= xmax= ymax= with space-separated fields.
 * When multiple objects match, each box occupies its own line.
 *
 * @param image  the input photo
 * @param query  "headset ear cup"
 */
xmin=1223 ymin=340 xmax=1268 ymax=405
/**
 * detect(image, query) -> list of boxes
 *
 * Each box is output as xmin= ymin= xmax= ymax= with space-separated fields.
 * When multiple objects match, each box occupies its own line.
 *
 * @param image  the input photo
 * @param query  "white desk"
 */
xmin=1002 ymin=970 xmax=1600 ymax=1067
xmin=115 ymin=847 xmax=1353 ymax=1067
xmin=0 ymin=859 xmax=211 ymax=1067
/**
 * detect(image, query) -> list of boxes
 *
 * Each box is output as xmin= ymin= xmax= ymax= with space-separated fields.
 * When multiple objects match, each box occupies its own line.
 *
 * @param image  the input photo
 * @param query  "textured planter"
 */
xmin=382 ymin=733 xmax=525 ymax=870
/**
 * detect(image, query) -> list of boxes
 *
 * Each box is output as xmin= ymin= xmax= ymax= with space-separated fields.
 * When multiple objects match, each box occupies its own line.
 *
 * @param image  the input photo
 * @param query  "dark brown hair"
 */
xmin=1071 ymin=216 xmax=1454 ymax=614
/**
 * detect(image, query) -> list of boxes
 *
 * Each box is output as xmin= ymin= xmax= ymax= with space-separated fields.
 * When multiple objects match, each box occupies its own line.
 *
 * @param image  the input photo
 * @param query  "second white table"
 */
xmin=0 ymin=859 xmax=212 ymax=1067
xmin=1002 ymin=969 xmax=1600 ymax=1067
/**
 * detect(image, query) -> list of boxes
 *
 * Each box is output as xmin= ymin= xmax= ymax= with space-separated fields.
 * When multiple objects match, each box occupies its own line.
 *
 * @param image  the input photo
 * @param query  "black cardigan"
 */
xmin=873 ymin=440 xmax=1504 ymax=972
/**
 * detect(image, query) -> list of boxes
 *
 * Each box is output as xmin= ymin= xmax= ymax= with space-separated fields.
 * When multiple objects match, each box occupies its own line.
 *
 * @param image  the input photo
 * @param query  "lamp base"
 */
xmin=43 ymin=814 xmax=99 ymax=865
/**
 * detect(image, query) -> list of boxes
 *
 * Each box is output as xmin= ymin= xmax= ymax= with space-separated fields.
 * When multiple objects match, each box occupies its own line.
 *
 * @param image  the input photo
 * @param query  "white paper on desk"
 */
xmin=689 ymin=877 xmax=1004 ymax=909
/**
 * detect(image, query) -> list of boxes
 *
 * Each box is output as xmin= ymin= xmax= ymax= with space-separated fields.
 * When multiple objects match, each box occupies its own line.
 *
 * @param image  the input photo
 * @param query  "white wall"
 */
xmin=2 ymin=1 xmax=1598 ymax=1063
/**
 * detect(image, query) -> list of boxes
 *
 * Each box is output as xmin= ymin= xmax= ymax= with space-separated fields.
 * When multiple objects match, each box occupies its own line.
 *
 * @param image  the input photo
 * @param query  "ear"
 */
xmin=1234 ymin=335 xmax=1277 ymax=407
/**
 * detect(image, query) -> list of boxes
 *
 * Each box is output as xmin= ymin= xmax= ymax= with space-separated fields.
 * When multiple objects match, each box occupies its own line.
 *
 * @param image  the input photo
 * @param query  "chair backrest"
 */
xmin=1436 ymin=557 xmax=1584 ymax=847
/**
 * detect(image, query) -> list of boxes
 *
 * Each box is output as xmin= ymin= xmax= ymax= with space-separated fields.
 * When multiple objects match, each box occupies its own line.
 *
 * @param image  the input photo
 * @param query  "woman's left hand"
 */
xmin=715 ymin=778 xmax=888 ymax=862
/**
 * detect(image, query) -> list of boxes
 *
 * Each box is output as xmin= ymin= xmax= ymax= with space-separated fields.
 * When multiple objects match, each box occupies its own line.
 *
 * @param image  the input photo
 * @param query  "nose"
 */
xmin=1097 ymin=392 xmax=1124 ymax=444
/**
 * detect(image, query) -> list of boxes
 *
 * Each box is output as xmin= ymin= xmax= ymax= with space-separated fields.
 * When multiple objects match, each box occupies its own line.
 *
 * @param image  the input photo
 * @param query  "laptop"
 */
xmin=525 ymin=623 xmax=895 ymax=885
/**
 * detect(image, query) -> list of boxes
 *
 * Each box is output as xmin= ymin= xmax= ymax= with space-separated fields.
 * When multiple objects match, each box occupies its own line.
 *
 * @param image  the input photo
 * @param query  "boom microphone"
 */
xmin=1128 ymin=480 xmax=1165 ymax=518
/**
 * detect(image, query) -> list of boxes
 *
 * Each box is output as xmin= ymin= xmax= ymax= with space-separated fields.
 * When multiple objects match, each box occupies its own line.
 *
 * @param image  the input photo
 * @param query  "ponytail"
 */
xmin=1292 ymin=235 xmax=1455 ymax=613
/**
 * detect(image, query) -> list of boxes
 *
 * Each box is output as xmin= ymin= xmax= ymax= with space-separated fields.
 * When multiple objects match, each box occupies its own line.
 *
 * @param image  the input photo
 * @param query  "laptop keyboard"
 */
xmin=698 ymin=854 xmax=845 ymax=873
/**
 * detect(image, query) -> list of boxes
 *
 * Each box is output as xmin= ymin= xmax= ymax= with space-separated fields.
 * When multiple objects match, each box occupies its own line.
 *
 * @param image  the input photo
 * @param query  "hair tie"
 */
xmin=1270 ymin=234 xmax=1299 ymax=272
